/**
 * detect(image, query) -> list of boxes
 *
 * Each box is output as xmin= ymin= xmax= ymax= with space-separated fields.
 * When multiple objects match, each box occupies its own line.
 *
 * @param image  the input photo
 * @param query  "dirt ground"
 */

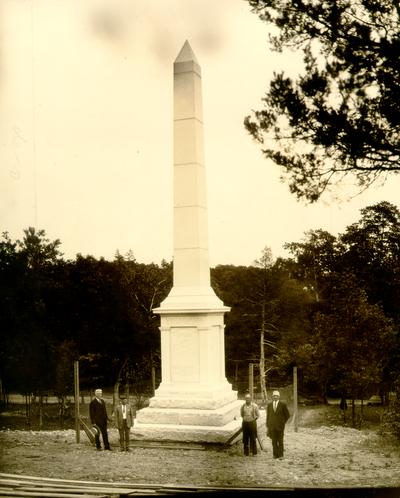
xmin=1 ymin=405 xmax=400 ymax=489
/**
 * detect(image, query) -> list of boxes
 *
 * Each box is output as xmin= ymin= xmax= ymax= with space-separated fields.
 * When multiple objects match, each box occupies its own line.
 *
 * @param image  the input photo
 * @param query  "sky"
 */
xmin=1 ymin=0 xmax=399 ymax=267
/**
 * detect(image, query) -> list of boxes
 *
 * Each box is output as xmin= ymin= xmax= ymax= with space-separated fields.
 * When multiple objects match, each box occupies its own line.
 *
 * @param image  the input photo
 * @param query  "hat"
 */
xmin=272 ymin=390 xmax=280 ymax=396
xmin=119 ymin=394 xmax=127 ymax=400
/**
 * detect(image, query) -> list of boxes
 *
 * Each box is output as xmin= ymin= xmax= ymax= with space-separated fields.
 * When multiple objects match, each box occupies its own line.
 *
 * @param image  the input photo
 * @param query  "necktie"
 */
xmin=273 ymin=401 xmax=277 ymax=412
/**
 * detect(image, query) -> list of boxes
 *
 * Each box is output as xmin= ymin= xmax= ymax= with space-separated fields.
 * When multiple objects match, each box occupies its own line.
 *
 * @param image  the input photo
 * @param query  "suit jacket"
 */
xmin=266 ymin=400 xmax=290 ymax=432
xmin=113 ymin=403 xmax=134 ymax=429
xmin=89 ymin=398 xmax=109 ymax=427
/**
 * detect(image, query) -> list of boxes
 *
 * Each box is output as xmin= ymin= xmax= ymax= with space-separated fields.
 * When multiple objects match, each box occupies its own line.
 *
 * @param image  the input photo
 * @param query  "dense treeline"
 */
xmin=1 ymin=202 xmax=399 ymax=428
xmin=0 ymin=230 xmax=172 ymax=401
xmin=216 ymin=202 xmax=399 ymax=407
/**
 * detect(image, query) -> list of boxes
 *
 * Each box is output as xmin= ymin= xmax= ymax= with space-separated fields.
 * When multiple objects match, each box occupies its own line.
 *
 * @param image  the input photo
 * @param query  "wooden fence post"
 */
xmin=74 ymin=361 xmax=80 ymax=443
xmin=293 ymin=366 xmax=298 ymax=432
xmin=151 ymin=366 xmax=156 ymax=396
xmin=249 ymin=363 xmax=254 ymax=400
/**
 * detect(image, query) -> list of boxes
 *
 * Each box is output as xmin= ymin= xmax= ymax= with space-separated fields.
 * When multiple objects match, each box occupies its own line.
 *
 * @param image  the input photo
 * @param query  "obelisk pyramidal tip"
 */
xmin=174 ymin=40 xmax=199 ymax=64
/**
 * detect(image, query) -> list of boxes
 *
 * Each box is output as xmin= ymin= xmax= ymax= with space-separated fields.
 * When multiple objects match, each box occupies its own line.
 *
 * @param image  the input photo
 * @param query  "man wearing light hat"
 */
xmin=266 ymin=390 xmax=290 ymax=459
xmin=89 ymin=388 xmax=112 ymax=451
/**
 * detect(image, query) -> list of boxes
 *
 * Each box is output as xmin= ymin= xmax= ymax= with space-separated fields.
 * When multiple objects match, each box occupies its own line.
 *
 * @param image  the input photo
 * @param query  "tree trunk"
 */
xmin=351 ymin=399 xmax=356 ymax=427
xmin=234 ymin=362 xmax=238 ymax=390
xmin=340 ymin=398 xmax=347 ymax=424
xmin=113 ymin=357 xmax=129 ymax=409
xmin=113 ymin=381 xmax=120 ymax=410
xmin=150 ymin=349 xmax=156 ymax=396
xmin=321 ymin=382 xmax=328 ymax=404
xmin=360 ymin=398 xmax=364 ymax=429
xmin=259 ymin=302 xmax=267 ymax=405
xmin=58 ymin=396 xmax=64 ymax=428
xmin=38 ymin=393 xmax=43 ymax=430
xmin=25 ymin=394 xmax=31 ymax=427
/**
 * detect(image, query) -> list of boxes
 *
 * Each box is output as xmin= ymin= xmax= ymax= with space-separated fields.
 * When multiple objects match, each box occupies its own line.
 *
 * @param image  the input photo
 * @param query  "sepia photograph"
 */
xmin=1 ymin=0 xmax=400 ymax=496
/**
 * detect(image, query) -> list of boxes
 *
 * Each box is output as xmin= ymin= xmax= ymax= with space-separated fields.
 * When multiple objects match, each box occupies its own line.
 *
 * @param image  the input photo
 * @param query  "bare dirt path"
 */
xmin=1 ymin=426 xmax=399 ymax=489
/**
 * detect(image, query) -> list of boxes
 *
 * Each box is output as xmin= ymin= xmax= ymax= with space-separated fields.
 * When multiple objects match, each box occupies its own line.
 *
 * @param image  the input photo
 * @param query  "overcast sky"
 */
xmin=1 ymin=0 xmax=399 ymax=267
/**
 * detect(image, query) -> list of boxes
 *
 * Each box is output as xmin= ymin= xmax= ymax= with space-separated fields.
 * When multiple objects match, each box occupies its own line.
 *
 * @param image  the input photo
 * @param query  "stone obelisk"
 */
xmin=133 ymin=41 xmax=241 ymax=443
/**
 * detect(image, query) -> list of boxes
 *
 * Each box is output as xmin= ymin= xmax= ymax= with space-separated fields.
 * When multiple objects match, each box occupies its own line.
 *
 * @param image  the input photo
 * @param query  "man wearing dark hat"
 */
xmin=113 ymin=395 xmax=134 ymax=451
xmin=89 ymin=388 xmax=112 ymax=451
xmin=266 ymin=390 xmax=290 ymax=459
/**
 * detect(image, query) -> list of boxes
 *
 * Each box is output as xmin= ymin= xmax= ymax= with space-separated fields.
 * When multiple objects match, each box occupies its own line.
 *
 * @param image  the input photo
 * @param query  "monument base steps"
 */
xmin=132 ymin=411 xmax=242 ymax=445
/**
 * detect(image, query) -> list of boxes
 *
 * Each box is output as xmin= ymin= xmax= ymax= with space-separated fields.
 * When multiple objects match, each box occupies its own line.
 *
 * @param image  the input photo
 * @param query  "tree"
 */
xmin=18 ymin=227 xmax=62 ymax=270
xmin=112 ymin=253 xmax=172 ymax=402
xmin=0 ymin=232 xmax=25 ymax=397
xmin=244 ymin=0 xmax=400 ymax=201
xmin=0 ymin=228 xmax=64 ymax=426
xmin=278 ymin=205 xmax=400 ymax=404
xmin=63 ymin=253 xmax=163 ymax=398
xmin=212 ymin=264 xmax=262 ymax=366
xmin=284 ymin=229 xmax=340 ymax=302
xmin=340 ymin=202 xmax=400 ymax=320
xmin=249 ymin=247 xmax=275 ymax=403
xmin=212 ymin=253 xmax=312 ymax=396
xmin=339 ymin=202 xmax=400 ymax=392
xmin=315 ymin=274 xmax=395 ymax=423
xmin=276 ymin=272 xmax=396 ymax=413
xmin=54 ymin=340 xmax=77 ymax=426
xmin=382 ymin=378 xmax=400 ymax=440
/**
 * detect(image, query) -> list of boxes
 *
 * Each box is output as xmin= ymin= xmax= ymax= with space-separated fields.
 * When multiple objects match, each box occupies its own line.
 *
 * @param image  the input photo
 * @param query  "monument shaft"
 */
xmin=173 ymin=43 xmax=209 ymax=289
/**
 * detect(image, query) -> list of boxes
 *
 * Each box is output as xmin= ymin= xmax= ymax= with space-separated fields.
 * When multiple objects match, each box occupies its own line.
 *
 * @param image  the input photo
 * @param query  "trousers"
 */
xmin=242 ymin=420 xmax=257 ymax=455
xmin=269 ymin=428 xmax=284 ymax=458
xmin=95 ymin=424 xmax=110 ymax=450
xmin=118 ymin=420 xmax=130 ymax=450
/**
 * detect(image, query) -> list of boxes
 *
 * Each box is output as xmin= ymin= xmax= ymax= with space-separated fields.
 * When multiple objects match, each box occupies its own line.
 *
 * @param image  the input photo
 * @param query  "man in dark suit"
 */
xmin=266 ymin=390 xmax=290 ymax=459
xmin=113 ymin=395 xmax=134 ymax=451
xmin=89 ymin=388 xmax=111 ymax=451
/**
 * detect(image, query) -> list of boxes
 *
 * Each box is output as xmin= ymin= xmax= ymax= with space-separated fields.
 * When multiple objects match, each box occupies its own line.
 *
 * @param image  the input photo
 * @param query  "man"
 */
xmin=113 ymin=395 xmax=134 ymax=451
xmin=240 ymin=393 xmax=259 ymax=456
xmin=89 ymin=389 xmax=111 ymax=451
xmin=266 ymin=390 xmax=290 ymax=459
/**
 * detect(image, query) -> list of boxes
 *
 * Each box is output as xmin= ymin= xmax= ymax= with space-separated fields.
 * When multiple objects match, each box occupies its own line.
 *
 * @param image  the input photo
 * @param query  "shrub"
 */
xmin=381 ymin=380 xmax=400 ymax=440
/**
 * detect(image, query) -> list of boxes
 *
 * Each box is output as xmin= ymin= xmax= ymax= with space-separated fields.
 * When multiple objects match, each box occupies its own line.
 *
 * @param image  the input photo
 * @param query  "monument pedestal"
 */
xmin=132 ymin=291 xmax=242 ymax=443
